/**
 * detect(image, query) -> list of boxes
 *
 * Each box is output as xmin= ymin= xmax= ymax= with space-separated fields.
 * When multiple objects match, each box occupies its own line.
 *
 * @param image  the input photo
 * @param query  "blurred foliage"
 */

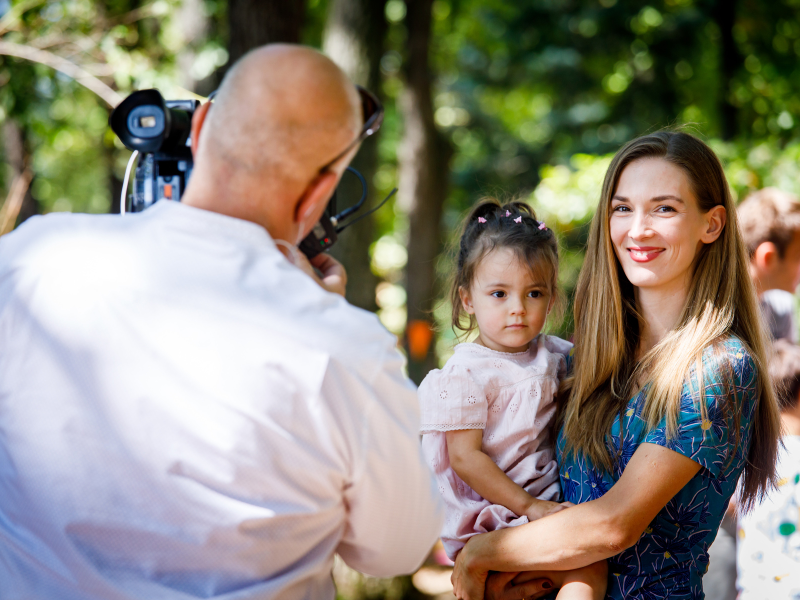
xmin=3 ymin=1 xmax=800 ymax=597
xmin=4 ymin=0 xmax=800 ymax=343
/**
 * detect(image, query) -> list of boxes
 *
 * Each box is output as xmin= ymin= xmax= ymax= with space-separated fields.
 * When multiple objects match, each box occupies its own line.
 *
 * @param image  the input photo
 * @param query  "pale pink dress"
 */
xmin=419 ymin=334 xmax=572 ymax=559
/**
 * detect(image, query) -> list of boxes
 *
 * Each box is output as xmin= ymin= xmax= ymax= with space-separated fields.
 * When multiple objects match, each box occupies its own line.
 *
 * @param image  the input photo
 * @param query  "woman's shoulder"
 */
xmin=699 ymin=335 xmax=757 ymax=387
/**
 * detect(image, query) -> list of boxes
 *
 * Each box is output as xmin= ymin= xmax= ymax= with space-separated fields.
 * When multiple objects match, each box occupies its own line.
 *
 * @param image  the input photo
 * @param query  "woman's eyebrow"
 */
xmin=611 ymin=194 xmax=684 ymax=204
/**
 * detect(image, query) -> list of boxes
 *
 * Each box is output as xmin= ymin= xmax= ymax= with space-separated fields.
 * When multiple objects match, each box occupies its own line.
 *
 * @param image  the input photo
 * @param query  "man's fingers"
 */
xmin=311 ymin=253 xmax=346 ymax=280
xmin=309 ymin=253 xmax=347 ymax=296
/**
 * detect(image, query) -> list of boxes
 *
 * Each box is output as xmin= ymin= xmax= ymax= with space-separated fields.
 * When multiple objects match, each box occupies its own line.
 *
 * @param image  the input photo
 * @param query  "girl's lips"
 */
xmin=506 ymin=324 xmax=527 ymax=329
xmin=628 ymin=247 xmax=664 ymax=263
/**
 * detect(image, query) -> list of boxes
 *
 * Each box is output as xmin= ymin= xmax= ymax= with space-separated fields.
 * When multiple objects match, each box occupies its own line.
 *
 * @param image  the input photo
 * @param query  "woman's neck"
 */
xmin=635 ymin=279 xmax=689 ymax=358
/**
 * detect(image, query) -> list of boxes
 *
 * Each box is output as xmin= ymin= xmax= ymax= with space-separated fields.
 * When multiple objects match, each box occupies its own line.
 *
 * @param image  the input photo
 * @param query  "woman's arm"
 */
xmin=451 ymin=442 xmax=702 ymax=600
xmin=446 ymin=430 xmax=566 ymax=521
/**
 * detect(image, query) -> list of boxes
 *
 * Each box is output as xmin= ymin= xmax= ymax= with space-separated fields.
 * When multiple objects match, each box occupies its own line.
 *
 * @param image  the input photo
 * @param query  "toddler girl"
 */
xmin=419 ymin=200 xmax=606 ymax=600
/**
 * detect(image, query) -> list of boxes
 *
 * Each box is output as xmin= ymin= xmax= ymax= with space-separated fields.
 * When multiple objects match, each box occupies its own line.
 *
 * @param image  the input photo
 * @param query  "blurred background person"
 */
xmin=738 ymin=188 xmax=800 ymax=342
xmin=737 ymin=339 xmax=800 ymax=600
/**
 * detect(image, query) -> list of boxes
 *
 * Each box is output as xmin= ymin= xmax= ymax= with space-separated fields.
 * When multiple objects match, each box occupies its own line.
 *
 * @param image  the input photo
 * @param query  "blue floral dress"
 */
xmin=556 ymin=337 xmax=758 ymax=599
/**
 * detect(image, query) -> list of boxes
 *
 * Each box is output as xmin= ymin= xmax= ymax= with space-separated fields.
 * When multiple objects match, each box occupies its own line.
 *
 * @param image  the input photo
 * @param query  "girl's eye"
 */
xmin=491 ymin=291 xmax=506 ymax=298
xmin=528 ymin=290 xmax=542 ymax=298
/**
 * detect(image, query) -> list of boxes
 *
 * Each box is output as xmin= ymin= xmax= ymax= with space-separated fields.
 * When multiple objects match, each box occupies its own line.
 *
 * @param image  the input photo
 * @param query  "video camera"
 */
xmin=109 ymin=89 xmax=395 ymax=258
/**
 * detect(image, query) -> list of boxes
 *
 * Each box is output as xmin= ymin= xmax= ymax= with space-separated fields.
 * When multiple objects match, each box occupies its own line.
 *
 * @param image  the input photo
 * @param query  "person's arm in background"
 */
xmin=451 ymin=443 xmax=701 ymax=600
xmin=334 ymin=344 xmax=444 ymax=577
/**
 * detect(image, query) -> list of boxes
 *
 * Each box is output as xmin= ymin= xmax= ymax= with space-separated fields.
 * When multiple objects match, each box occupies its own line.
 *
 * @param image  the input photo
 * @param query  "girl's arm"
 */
xmin=446 ymin=430 xmax=566 ymax=521
xmin=451 ymin=442 xmax=702 ymax=600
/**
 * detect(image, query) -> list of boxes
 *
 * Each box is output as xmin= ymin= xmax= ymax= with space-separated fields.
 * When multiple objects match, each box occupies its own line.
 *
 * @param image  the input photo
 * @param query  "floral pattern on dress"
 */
xmin=557 ymin=338 xmax=758 ymax=600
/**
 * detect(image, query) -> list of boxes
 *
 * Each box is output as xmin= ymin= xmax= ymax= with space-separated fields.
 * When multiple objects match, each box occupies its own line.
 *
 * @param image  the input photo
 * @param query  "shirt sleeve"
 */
xmin=334 ymin=344 xmax=444 ymax=577
xmin=418 ymin=364 xmax=488 ymax=434
xmin=643 ymin=339 xmax=758 ymax=478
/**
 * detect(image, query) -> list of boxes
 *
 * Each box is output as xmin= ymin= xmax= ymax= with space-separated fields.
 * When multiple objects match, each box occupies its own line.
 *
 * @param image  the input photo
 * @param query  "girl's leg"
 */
xmin=510 ymin=561 xmax=607 ymax=600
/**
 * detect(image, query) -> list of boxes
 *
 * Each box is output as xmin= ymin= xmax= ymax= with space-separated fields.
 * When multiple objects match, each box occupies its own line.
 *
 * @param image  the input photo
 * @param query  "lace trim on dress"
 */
xmin=421 ymin=422 xmax=486 ymax=432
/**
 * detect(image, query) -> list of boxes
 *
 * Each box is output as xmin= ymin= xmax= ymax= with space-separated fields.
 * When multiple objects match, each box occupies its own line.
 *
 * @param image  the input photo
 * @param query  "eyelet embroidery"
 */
xmin=467 ymin=395 xmax=477 ymax=405
xmin=509 ymin=402 xmax=519 ymax=413
xmin=490 ymin=403 xmax=501 ymax=413
xmin=440 ymin=390 xmax=449 ymax=400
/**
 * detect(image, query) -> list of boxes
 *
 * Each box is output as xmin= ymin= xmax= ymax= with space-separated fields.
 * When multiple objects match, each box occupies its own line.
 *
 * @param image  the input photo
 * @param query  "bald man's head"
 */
xmin=198 ymin=45 xmax=362 ymax=188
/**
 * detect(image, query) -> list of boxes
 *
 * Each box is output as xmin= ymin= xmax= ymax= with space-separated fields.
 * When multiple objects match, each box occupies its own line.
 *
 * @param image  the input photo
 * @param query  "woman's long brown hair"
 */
xmin=559 ymin=130 xmax=781 ymax=513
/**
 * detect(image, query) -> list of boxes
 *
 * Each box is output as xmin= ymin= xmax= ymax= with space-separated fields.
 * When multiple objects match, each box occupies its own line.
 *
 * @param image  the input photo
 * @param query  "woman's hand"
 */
xmin=485 ymin=571 xmax=554 ymax=600
xmin=451 ymin=540 xmax=490 ymax=600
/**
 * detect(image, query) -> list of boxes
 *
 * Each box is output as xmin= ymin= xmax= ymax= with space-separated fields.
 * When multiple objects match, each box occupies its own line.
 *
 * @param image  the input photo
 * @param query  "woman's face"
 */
xmin=609 ymin=157 xmax=725 ymax=294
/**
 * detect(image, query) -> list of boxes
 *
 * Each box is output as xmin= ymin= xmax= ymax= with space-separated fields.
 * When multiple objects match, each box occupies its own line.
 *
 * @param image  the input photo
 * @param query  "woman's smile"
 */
xmin=627 ymin=246 xmax=665 ymax=262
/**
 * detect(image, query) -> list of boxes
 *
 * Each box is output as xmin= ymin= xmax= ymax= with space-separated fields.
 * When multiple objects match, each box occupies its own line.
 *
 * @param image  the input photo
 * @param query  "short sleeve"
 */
xmin=643 ymin=339 xmax=758 ymax=478
xmin=418 ymin=365 xmax=488 ymax=433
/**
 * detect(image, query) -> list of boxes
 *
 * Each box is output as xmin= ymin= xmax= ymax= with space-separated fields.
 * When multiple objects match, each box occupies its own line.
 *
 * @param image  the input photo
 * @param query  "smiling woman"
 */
xmin=450 ymin=131 xmax=782 ymax=600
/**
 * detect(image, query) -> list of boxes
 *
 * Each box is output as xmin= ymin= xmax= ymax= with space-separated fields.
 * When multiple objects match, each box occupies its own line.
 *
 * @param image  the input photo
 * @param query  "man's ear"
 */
xmin=459 ymin=286 xmax=475 ymax=315
xmin=294 ymin=170 xmax=339 ymax=231
xmin=754 ymin=241 xmax=779 ymax=272
xmin=190 ymin=101 xmax=213 ymax=156
xmin=700 ymin=205 xmax=726 ymax=244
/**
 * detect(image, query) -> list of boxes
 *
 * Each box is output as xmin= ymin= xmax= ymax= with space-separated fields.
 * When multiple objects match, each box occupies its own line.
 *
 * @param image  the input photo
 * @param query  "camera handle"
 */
xmin=120 ymin=150 xmax=140 ymax=215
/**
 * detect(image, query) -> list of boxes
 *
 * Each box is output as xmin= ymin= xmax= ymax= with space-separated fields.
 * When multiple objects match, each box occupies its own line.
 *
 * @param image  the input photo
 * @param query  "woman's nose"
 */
xmin=628 ymin=211 xmax=652 ymax=239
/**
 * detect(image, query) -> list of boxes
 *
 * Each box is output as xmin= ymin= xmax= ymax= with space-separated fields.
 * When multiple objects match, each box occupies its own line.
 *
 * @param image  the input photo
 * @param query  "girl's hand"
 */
xmin=451 ymin=540 xmax=490 ymax=600
xmin=523 ymin=499 xmax=571 ymax=522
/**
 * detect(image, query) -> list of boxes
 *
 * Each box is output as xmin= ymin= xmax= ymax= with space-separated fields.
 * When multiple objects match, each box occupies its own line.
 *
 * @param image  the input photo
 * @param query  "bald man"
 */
xmin=0 ymin=45 xmax=443 ymax=599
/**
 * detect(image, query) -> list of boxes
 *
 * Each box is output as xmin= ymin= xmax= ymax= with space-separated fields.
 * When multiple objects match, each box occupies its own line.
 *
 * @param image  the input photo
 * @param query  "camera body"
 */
xmin=127 ymin=99 xmax=197 ymax=211
xmin=110 ymin=89 xmax=388 ymax=259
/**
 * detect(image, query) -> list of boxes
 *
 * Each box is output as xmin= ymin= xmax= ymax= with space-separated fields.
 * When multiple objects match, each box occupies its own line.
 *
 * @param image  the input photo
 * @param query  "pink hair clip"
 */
xmin=478 ymin=216 xmax=487 ymax=223
xmin=538 ymin=222 xmax=547 ymax=230
xmin=513 ymin=216 xmax=522 ymax=223
xmin=505 ymin=210 xmax=511 ymax=217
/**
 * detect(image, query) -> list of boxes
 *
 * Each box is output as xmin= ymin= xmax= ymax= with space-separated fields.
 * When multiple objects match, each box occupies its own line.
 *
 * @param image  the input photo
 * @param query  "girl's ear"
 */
xmin=459 ymin=286 xmax=475 ymax=315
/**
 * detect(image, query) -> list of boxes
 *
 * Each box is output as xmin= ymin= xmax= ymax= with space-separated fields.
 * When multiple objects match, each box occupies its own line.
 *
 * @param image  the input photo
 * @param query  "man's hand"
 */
xmin=310 ymin=253 xmax=347 ymax=296
xmin=279 ymin=244 xmax=347 ymax=297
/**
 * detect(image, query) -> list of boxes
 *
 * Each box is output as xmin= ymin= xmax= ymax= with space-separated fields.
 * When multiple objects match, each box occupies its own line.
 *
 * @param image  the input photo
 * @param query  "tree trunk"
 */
xmin=398 ymin=0 xmax=450 ymax=383
xmin=227 ymin=0 xmax=306 ymax=65
xmin=713 ymin=0 xmax=739 ymax=140
xmin=322 ymin=0 xmax=386 ymax=312
xmin=2 ymin=120 xmax=39 ymax=228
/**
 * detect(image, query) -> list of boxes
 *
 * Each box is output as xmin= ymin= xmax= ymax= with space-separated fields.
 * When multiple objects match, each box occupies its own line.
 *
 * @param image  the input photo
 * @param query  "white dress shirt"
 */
xmin=0 ymin=201 xmax=443 ymax=599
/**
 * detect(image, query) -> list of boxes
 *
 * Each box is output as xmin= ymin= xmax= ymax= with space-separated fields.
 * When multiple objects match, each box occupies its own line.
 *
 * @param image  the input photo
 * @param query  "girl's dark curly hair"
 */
xmin=449 ymin=199 xmax=560 ymax=336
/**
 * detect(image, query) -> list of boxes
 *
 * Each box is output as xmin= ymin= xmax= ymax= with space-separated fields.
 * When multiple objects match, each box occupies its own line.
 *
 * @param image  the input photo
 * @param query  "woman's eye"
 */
xmin=656 ymin=205 xmax=676 ymax=213
xmin=491 ymin=291 xmax=506 ymax=298
xmin=611 ymin=205 xmax=630 ymax=213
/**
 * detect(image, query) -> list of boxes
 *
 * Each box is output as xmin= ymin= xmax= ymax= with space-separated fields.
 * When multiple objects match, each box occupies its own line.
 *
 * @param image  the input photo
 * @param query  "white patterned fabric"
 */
xmin=0 ymin=201 xmax=443 ymax=600
xmin=737 ymin=435 xmax=800 ymax=600
xmin=419 ymin=335 xmax=571 ymax=559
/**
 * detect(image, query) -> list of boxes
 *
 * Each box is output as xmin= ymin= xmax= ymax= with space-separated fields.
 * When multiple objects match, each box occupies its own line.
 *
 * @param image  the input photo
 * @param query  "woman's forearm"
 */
xmin=463 ymin=494 xmax=629 ymax=573
xmin=461 ymin=443 xmax=702 ymax=574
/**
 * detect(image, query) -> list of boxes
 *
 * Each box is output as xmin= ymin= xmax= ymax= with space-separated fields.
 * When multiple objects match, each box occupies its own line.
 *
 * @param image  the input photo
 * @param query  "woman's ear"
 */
xmin=700 ymin=205 xmax=727 ymax=244
xmin=459 ymin=286 xmax=475 ymax=315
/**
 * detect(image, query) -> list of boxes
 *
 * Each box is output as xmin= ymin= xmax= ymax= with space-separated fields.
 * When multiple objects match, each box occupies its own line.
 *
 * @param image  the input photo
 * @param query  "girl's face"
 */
xmin=609 ymin=158 xmax=726 ymax=295
xmin=459 ymin=247 xmax=553 ymax=353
